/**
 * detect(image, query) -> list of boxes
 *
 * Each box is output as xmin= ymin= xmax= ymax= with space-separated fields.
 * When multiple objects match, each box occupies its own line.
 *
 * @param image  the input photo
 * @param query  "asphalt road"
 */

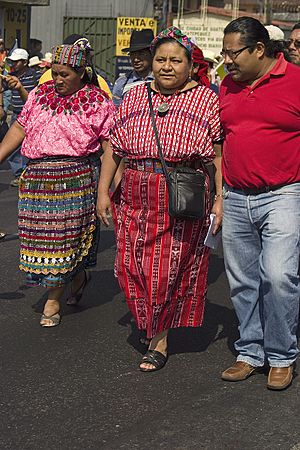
xmin=1 ymin=165 xmax=300 ymax=450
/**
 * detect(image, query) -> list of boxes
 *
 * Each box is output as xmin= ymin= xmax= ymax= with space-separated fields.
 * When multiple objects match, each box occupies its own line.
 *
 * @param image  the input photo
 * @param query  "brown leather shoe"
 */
xmin=221 ymin=361 xmax=257 ymax=381
xmin=267 ymin=366 xmax=294 ymax=390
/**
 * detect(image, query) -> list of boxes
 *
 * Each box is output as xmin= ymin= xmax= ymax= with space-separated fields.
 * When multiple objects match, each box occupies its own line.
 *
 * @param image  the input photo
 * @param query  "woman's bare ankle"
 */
xmin=43 ymin=299 xmax=60 ymax=316
xmin=149 ymin=330 xmax=168 ymax=355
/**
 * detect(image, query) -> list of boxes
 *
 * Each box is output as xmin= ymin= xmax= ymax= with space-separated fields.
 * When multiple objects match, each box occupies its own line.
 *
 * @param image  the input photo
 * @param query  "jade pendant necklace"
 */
xmin=157 ymin=101 xmax=170 ymax=115
xmin=155 ymin=77 xmax=190 ymax=117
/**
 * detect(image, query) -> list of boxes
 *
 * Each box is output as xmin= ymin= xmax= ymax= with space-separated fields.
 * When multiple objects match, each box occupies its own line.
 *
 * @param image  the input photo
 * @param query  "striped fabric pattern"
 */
xmin=18 ymin=159 xmax=96 ymax=279
xmin=112 ymin=165 xmax=211 ymax=339
xmin=11 ymin=67 xmax=40 ymax=113
xmin=52 ymin=45 xmax=86 ymax=68
xmin=111 ymin=83 xmax=222 ymax=161
xmin=110 ymin=83 xmax=222 ymax=338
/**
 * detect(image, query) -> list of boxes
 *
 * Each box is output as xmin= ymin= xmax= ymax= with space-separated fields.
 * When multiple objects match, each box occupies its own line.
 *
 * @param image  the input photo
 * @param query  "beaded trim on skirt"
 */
xmin=18 ymin=157 xmax=99 ymax=288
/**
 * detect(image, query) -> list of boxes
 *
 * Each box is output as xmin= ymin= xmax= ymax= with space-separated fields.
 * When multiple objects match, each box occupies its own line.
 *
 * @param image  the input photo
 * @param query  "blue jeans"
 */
xmin=222 ymin=183 xmax=300 ymax=368
xmin=7 ymin=112 xmax=28 ymax=177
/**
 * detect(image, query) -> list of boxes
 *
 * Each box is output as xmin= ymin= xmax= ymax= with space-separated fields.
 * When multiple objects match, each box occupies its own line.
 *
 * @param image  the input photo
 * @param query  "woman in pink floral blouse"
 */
xmin=0 ymin=41 xmax=115 ymax=327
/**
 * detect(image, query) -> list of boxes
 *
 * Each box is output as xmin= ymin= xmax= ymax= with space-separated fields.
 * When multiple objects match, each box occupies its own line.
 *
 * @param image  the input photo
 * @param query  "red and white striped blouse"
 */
xmin=110 ymin=83 xmax=223 ymax=162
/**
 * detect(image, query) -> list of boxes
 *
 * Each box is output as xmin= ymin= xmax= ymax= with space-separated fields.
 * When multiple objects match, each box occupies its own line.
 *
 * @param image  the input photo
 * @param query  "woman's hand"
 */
xmin=97 ymin=192 xmax=112 ymax=227
xmin=211 ymin=196 xmax=223 ymax=235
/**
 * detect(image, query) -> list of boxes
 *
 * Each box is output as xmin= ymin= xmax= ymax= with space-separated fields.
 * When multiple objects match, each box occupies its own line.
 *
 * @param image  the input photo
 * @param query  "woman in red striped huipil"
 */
xmin=98 ymin=27 xmax=223 ymax=372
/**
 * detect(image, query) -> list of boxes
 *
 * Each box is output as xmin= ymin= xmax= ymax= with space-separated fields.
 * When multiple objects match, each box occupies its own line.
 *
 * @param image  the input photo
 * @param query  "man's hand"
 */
xmin=6 ymin=75 xmax=22 ymax=91
xmin=211 ymin=196 xmax=223 ymax=234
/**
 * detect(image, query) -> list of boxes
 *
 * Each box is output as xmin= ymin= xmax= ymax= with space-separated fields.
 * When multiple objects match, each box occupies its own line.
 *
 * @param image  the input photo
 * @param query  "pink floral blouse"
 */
xmin=17 ymin=81 xmax=115 ymax=159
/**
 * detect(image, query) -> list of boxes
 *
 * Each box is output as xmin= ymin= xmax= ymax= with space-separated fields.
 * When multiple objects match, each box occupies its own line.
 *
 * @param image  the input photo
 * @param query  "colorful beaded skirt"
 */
xmin=18 ymin=156 xmax=100 ymax=288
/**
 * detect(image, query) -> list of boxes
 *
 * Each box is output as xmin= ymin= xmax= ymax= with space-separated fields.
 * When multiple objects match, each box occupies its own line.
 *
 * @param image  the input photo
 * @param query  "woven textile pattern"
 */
xmin=17 ymin=81 xmax=115 ymax=159
xmin=112 ymin=169 xmax=210 ymax=339
xmin=150 ymin=26 xmax=193 ymax=53
xmin=111 ymin=83 xmax=222 ymax=162
xmin=110 ymin=83 xmax=222 ymax=338
xmin=19 ymin=159 xmax=96 ymax=277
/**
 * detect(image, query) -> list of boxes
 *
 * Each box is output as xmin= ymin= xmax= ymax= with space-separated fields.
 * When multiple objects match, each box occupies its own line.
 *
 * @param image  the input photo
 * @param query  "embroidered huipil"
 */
xmin=111 ymin=83 xmax=222 ymax=162
xmin=17 ymin=80 xmax=115 ymax=159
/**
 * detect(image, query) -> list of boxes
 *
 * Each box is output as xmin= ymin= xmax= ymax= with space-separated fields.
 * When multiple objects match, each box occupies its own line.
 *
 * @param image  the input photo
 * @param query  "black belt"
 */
xmin=239 ymin=183 xmax=287 ymax=195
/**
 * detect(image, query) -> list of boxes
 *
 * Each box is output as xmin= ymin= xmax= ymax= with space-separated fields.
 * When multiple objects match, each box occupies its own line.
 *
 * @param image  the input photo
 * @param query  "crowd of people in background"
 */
xmin=0 ymin=17 xmax=299 ymax=391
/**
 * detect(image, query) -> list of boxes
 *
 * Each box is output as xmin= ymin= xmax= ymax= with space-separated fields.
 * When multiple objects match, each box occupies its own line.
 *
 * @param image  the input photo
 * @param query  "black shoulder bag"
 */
xmin=146 ymin=83 xmax=206 ymax=220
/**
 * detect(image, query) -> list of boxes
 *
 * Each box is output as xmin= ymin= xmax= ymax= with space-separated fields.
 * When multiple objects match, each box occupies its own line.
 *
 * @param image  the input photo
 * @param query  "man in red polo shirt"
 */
xmin=219 ymin=17 xmax=300 ymax=390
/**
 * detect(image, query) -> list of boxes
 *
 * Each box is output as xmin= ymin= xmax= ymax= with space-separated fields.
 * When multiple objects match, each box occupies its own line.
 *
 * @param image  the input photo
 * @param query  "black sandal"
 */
xmin=139 ymin=350 xmax=168 ymax=372
xmin=66 ymin=270 xmax=91 ymax=305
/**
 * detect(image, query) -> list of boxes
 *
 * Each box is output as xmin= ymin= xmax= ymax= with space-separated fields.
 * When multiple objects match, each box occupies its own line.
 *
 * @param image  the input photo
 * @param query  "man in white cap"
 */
xmin=38 ymin=52 xmax=52 ymax=73
xmin=265 ymin=24 xmax=284 ymax=41
xmin=4 ymin=48 xmax=40 ymax=185
xmin=265 ymin=25 xmax=291 ymax=62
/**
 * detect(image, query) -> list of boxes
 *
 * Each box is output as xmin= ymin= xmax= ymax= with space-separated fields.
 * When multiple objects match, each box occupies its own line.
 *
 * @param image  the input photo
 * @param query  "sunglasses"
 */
xmin=287 ymin=39 xmax=300 ymax=49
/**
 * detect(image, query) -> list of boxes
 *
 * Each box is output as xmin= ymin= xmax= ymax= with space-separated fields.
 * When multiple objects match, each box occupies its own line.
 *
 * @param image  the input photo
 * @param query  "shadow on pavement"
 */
xmin=118 ymin=300 xmax=239 ymax=358
xmin=0 ymin=291 xmax=26 ymax=299
xmin=99 ymin=229 xmax=116 ymax=252
xmin=30 ymin=268 xmax=121 ymax=315
xmin=0 ymin=234 xmax=19 ymax=242
xmin=0 ymin=281 xmax=31 ymax=299
xmin=0 ymin=181 xmax=10 ymax=194
xmin=207 ymin=251 xmax=225 ymax=284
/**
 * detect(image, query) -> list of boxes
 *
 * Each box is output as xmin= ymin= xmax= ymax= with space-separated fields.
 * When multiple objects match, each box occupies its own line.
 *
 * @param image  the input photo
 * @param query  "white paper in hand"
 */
xmin=204 ymin=213 xmax=221 ymax=249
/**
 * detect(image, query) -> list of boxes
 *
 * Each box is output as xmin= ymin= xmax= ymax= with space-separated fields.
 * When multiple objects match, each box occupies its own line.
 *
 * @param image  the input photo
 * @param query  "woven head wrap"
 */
xmin=150 ymin=26 xmax=193 ymax=53
xmin=52 ymin=44 xmax=88 ymax=68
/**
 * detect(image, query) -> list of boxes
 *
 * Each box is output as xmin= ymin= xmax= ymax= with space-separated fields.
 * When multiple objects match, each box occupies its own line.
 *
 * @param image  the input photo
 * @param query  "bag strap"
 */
xmin=146 ymin=82 xmax=208 ymax=179
xmin=146 ymin=83 xmax=171 ymax=182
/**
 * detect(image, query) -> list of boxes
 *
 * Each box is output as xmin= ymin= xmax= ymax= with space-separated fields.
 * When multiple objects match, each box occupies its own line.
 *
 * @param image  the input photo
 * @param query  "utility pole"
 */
xmin=200 ymin=0 xmax=208 ymax=24
xmin=232 ymin=0 xmax=239 ymax=20
xmin=167 ymin=0 xmax=173 ymax=27
xmin=177 ymin=0 xmax=184 ymax=28
xmin=264 ymin=0 xmax=272 ymax=23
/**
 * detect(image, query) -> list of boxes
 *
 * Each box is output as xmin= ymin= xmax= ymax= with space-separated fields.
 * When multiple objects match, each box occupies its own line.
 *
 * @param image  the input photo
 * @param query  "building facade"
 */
xmin=0 ymin=0 xmax=48 ymax=48
xmin=30 ymin=0 xmax=154 ymax=55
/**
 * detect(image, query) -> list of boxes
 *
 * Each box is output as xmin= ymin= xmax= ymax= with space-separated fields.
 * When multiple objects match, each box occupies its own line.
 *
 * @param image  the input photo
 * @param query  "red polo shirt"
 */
xmin=219 ymin=54 xmax=300 ymax=188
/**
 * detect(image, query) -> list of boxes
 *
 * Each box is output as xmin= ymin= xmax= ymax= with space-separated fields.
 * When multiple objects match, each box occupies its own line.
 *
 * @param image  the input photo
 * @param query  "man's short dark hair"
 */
xmin=224 ymin=16 xmax=286 ymax=58
xmin=292 ymin=23 xmax=300 ymax=31
xmin=224 ymin=17 xmax=269 ymax=47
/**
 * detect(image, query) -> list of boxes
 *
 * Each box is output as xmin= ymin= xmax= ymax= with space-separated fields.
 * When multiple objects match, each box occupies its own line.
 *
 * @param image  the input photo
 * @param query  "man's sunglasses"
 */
xmin=287 ymin=39 xmax=300 ymax=49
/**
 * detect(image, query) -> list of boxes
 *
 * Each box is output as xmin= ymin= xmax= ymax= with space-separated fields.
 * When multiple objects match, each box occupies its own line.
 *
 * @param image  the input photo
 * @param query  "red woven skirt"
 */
xmin=112 ymin=167 xmax=211 ymax=339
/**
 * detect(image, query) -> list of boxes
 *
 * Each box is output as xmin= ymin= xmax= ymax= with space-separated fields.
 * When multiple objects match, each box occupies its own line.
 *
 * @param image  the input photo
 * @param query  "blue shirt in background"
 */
xmin=112 ymin=70 xmax=154 ymax=107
